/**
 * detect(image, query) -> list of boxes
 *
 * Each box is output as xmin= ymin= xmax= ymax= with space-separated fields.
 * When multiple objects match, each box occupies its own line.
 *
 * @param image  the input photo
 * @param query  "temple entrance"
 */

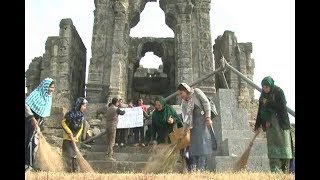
xmin=128 ymin=39 xmax=175 ymax=104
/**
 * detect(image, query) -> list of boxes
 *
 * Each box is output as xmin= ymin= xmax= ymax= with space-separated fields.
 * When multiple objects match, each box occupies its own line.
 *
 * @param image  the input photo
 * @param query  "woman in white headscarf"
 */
xmin=177 ymin=83 xmax=215 ymax=172
xmin=25 ymin=78 xmax=55 ymax=172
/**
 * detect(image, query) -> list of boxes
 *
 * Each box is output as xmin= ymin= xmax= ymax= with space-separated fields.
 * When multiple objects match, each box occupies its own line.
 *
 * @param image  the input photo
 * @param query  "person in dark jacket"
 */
xmin=151 ymin=96 xmax=182 ymax=144
xmin=254 ymin=76 xmax=293 ymax=173
xmin=25 ymin=78 xmax=55 ymax=172
xmin=61 ymin=97 xmax=88 ymax=172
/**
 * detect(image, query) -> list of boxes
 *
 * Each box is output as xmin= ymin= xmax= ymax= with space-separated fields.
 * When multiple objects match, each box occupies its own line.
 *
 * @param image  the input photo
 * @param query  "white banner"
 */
xmin=117 ymin=107 xmax=144 ymax=128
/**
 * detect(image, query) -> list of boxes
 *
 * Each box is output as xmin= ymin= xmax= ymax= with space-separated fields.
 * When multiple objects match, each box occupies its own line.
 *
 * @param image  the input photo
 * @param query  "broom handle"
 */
xmin=249 ymin=130 xmax=261 ymax=147
xmin=72 ymin=140 xmax=80 ymax=153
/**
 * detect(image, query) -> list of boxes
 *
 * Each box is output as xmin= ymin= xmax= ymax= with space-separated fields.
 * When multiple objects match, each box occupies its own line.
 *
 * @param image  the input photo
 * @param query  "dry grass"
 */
xmin=25 ymin=171 xmax=294 ymax=180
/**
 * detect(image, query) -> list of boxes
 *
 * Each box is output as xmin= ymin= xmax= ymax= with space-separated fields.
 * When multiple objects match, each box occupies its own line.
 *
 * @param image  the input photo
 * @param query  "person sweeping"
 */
xmin=61 ymin=97 xmax=88 ymax=172
xmin=25 ymin=78 xmax=55 ymax=172
xmin=254 ymin=76 xmax=293 ymax=173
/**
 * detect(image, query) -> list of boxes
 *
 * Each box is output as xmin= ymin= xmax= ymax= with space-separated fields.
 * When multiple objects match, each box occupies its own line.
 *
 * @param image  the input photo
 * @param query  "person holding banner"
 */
xmin=151 ymin=96 xmax=182 ymax=144
xmin=115 ymin=99 xmax=129 ymax=147
xmin=133 ymin=98 xmax=148 ymax=147
xmin=105 ymin=98 xmax=125 ymax=161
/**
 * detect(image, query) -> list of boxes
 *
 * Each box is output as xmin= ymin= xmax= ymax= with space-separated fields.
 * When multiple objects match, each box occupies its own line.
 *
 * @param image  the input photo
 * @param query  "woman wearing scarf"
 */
xmin=61 ymin=97 xmax=88 ymax=172
xmin=177 ymin=83 xmax=214 ymax=172
xmin=25 ymin=78 xmax=55 ymax=172
xmin=151 ymin=96 xmax=182 ymax=144
xmin=254 ymin=76 xmax=293 ymax=173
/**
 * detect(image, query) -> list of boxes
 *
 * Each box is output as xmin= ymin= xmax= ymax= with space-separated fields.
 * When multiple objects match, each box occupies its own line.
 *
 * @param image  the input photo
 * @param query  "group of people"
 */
xmin=25 ymin=77 xmax=89 ymax=172
xmin=25 ymin=76 xmax=295 ymax=174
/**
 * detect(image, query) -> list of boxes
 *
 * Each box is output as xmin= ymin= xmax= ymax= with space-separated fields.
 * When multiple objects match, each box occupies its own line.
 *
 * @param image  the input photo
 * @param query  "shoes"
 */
xmin=140 ymin=143 xmax=145 ymax=147
xmin=114 ymin=143 xmax=118 ymax=146
xmin=133 ymin=143 xmax=139 ymax=147
xmin=120 ymin=143 xmax=124 ymax=147
xmin=106 ymin=157 xmax=116 ymax=162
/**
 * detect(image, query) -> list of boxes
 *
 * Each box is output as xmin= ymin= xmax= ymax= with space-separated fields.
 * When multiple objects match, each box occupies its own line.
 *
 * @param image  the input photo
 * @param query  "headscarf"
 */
xmin=25 ymin=78 xmax=54 ymax=117
xmin=152 ymin=96 xmax=179 ymax=126
xmin=261 ymin=76 xmax=275 ymax=98
xmin=259 ymin=76 xmax=275 ymax=122
xmin=64 ymin=97 xmax=88 ymax=134
xmin=179 ymin=83 xmax=195 ymax=129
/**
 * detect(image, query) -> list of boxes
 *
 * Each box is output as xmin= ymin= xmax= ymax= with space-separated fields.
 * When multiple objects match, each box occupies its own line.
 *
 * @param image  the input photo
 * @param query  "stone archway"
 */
xmin=86 ymin=0 xmax=216 ymax=104
xmin=127 ymin=38 xmax=175 ymax=104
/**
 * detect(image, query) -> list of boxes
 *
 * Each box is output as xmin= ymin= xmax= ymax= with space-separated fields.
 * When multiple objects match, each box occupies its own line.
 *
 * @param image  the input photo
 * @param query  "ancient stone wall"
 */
xmin=25 ymin=57 xmax=42 ymax=96
xmin=213 ymin=30 xmax=256 ymax=122
xmin=87 ymin=0 xmax=216 ymax=104
xmin=25 ymin=18 xmax=86 ymax=110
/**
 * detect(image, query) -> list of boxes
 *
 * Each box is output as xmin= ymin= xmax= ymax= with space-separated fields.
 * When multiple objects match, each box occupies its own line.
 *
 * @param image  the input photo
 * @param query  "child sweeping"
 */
xmin=61 ymin=97 xmax=88 ymax=172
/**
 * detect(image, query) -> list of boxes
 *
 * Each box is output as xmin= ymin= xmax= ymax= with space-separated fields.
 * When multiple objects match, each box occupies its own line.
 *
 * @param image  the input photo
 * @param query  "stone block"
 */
xmin=231 ymin=108 xmax=250 ymax=130
xmin=216 ymin=89 xmax=237 ymax=108
xmin=220 ymin=107 xmax=233 ymax=129
xmin=212 ymin=155 xmax=269 ymax=172
xmin=90 ymin=145 xmax=152 ymax=153
xmin=88 ymin=119 xmax=102 ymax=126
xmin=221 ymin=130 xmax=252 ymax=140
xmin=85 ymin=103 xmax=107 ymax=120
xmin=85 ymin=152 xmax=150 ymax=162
xmin=44 ymin=106 xmax=68 ymax=128
xmin=88 ymin=160 xmax=147 ymax=173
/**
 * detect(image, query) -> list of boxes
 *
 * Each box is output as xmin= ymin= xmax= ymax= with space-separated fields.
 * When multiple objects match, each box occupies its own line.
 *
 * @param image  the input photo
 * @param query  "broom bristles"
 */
xmin=143 ymin=142 xmax=180 ymax=173
xmin=72 ymin=142 xmax=95 ymax=173
xmin=76 ymin=151 xmax=94 ymax=173
xmin=233 ymin=131 xmax=260 ymax=172
xmin=35 ymin=132 xmax=65 ymax=172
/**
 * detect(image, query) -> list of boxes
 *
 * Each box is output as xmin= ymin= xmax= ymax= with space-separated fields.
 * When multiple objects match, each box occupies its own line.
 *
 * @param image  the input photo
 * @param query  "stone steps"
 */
xmin=85 ymin=152 xmax=150 ymax=162
xmin=90 ymin=145 xmax=153 ymax=153
xmin=220 ymin=137 xmax=268 ymax=157
xmin=88 ymin=160 xmax=183 ymax=173
xmin=212 ymin=155 xmax=270 ymax=172
xmin=88 ymin=160 xmax=147 ymax=173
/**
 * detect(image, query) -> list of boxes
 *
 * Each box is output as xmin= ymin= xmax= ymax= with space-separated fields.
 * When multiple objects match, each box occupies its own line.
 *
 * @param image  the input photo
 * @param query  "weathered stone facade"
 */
xmin=213 ymin=30 xmax=257 ymax=123
xmin=86 ymin=0 xmax=215 ymax=104
xmin=25 ymin=0 xmax=295 ymax=173
xmin=26 ymin=18 xmax=87 ymax=110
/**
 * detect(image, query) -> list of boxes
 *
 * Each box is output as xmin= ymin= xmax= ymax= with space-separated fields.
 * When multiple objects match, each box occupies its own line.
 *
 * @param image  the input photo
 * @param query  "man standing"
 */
xmin=105 ymin=98 xmax=125 ymax=161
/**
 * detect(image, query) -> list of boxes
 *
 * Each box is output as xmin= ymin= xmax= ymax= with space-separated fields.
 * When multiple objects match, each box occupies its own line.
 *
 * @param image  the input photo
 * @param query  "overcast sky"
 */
xmin=25 ymin=0 xmax=295 ymax=123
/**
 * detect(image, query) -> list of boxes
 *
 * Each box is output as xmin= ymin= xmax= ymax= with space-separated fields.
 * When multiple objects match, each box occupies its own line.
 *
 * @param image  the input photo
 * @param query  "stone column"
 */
xmin=107 ymin=0 xmax=129 ymax=103
xmin=86 ymin=0 xmax=109 ymax=103
xmin=193 ymin=0 xmax=215 ymax=98
xmin=174 ymin=1 xmax=194 ymax=86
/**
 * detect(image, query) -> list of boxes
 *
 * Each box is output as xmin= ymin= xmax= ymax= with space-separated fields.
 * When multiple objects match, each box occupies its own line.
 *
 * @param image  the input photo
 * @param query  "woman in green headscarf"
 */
xmin=151 ymin=96 xmax=182 ymax=144
xmin=254 ymin=76 xmax=293 ymax=173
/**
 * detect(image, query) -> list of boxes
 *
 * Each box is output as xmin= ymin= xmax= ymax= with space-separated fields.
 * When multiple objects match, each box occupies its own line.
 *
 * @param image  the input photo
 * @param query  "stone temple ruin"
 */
xmin=26 ymin=0 xmax=294 ymax=173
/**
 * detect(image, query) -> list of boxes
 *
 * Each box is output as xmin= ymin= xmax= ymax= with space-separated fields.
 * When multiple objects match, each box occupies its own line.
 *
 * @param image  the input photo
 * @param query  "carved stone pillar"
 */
xmin=174 ymin=1 xmax=194 ymax=86
xmin=193 ymin=0 xmax=215 ymax=98
xmin=86 ymin=0 xmax=109 ymax=103
xmin=108 ymin=0 xmax=129 ymax=103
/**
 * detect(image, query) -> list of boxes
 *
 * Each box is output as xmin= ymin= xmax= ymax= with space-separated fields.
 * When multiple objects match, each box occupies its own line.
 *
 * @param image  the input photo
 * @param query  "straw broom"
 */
xmin=72 ymin=141 xmax=95 ymax=173
xmin=233 ymin=130 xmax=261 ymax=172
xmin=143 ymin=140 xmax=181 ymax=173
xmin=144 ymin=129 xmax=188 ymax=173
xmin=36 ymin=132 xmax=65 ymax=172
